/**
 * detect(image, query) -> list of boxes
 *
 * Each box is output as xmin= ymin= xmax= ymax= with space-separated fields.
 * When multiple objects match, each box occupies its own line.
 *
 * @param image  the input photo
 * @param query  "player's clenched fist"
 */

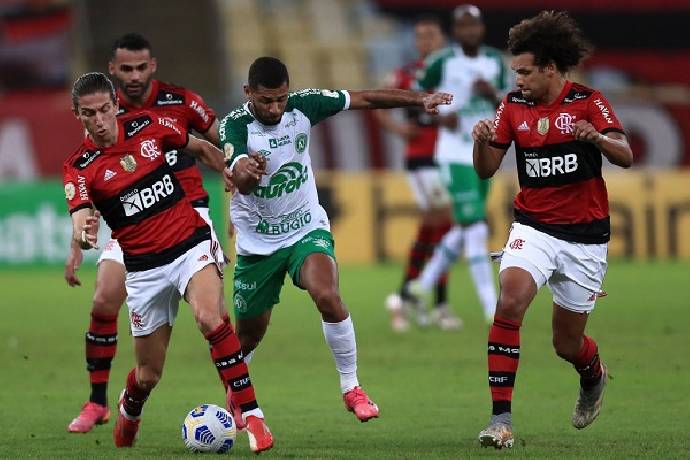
xmin=572 ymin=119 xmax=603 ymax=144
xmin=232 ymin=151 xmax=267 ymax=195
xmin=472 ymin=119 xmax=496 ymax=143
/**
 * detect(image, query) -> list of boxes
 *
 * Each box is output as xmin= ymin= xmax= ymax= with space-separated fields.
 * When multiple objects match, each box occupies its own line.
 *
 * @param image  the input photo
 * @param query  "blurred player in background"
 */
xmin=64 ymin=33 xmax=227 ymax=434
xmin=64 ymin=73 xmax=272 ymax=452
xmin=472 ymin=11 xmax=632 ymax=448
xmin=411 ymin=4 xmax=508 ymax=324
xmin=220 ymin=57 xmax=452 ymax=424
xmin=377 ymin=16 xmax=456 ymax=332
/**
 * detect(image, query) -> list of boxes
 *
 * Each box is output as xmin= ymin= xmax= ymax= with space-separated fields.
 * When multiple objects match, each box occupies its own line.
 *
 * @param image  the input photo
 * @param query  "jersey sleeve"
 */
xmin=288 ymin=89 xmax=349 ymax=126
xmin=416 ymin=54 xmax=443 ymax=90
xmin=588 ymin=91 xmax=625 ymax=135
xmin=490 ymin=96 xmax=514 ymax=149
xmin=184 ymin=88 xmax=217 ymax=133
xmin=218 ymin=110 xmax=251 ymax=168
xmin=63 ymin=160 xmax=91 ymax=214
xmin=158 ymin=117 xmax=189 ymax=150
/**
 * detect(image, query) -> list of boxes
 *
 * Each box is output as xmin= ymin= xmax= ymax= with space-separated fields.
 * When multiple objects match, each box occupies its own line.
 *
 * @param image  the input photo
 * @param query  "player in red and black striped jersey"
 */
xmin=64 ymin=73 xmax=272 ymax=451
xmin=376 ymin=16 xmax=455 ymax=331
xmin=471 ymin=12 xmax=633 ymax=449
xmin=63 ymin=34 xmax=232 ymax=436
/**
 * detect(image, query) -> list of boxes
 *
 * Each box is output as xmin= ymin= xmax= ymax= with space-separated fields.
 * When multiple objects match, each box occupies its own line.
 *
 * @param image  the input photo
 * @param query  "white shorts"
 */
xmin=499 ymin=223 xmax=608 ymax=313
xmin=125 ymin=236 xmax=224 ymax=336
xmin=98 ymin=207 xmax=220 ymax=266
xmin=406 ymin=167 xmax=450 ymax=211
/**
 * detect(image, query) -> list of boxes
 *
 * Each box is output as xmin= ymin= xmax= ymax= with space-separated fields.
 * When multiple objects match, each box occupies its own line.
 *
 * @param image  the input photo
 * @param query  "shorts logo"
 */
xmin=554 ymin=112 xmax=576 ymax=134
xmin=295 ymin=133 xmax=308 ymax=153
xmin=233 ymin=293 xmax=248 ymax=313
xmin=140 ymin=139 xmax=161 ymax=161
xmin=198 ymin=255 xmax=209 ymax=262
xmin=509 ymin=239 xmax=524 ymax=250
xmin=131 ymin=312 xmax=143 ymax=328
xmin=234 ymin=280 xmax=257 ymax=290
xmin=64 ymin=182 xmax=75 ymax=200
xmin=120 ymin=174 xmax=175 ymax=217
xmin=587 ymin=293 xmax=597 ymax=302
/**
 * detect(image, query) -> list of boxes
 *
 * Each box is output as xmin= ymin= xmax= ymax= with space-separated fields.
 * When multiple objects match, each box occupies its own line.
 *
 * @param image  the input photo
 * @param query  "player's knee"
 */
xmin=136 ymin=367 xmax=163 ymax=391
xmin=552 ymin=335 xmax=579 ymax=362
xmin=311 ymin=288 xmax=345 ymax=319
xmin=495 ymin=291 xmax=527 ymax=321
xmin=194 ymin=308 xmax=223 ymax=335
xmin=92 ymin=291 xmax=122 ymax=314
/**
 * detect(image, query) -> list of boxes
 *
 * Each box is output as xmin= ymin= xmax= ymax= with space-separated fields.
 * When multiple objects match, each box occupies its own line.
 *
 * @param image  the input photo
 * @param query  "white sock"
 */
xmin=464 ymin=222 xmax=497 ymax=319
xmin=241 ymin=407 xmax=264 ymax=422
xmin=322 ymin=315 xmax=359 ymax=393
xmin=419 ymin=225 xmax=464 ymax=290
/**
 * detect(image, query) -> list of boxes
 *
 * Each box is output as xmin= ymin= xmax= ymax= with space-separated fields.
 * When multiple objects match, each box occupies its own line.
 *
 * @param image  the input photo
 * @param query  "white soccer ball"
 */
xmin=181 ymin=404 xmax=236 ymax=453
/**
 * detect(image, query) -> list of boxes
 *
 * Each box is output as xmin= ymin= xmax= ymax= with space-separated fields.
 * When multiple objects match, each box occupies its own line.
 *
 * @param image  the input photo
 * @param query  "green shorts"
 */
xmin=439 ymin=162 xmax=490 ymax=225
xmin=232 ymin=229 xmax=335 ymax=319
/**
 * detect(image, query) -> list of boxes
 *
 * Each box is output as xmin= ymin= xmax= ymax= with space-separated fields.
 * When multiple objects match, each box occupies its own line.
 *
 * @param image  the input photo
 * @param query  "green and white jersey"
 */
xmin=417 ymin=45 xmax=509 ymax=165
xmin=219 ymin=89 xmax=350 ymax=256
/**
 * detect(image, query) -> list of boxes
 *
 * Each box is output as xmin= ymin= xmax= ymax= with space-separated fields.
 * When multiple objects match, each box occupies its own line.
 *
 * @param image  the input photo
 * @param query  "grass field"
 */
xmin=1 ymin=261 xmax=689 ymax=458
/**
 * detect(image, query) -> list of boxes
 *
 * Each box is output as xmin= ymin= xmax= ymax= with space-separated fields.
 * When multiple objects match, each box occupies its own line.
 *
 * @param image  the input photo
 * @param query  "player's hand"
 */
xmin=249 ymin=151 xmax=267 ymax=175
xmin=81 ymin=210 xmax=100 ymax=249
xmin=572 ymin=120 xmax=603 ymax=144
xmin=64 ymin=246 xmax=83 ymax=287
xmin=422 ymin=92 xmax=453 ymax=114
xmin=472 ymin=119 xmax=496 ymax=143
xmin=223 ymin=167 xmax=236 ymax=193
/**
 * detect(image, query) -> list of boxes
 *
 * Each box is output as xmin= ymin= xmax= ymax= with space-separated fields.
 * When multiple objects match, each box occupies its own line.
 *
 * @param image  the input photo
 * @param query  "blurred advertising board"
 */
xmin=0 ymin=178 xmax=227 ymax=266
xmin=314 ymin=171 xmax=690 ymax=263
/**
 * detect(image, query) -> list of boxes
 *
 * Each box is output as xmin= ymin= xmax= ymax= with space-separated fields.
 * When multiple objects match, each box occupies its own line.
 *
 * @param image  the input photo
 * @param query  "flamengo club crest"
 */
xmin=120 ymin=154 xmax=137 ymax=172
xmin=554 ymin=112 xmax=576 ymax=134
xmin=140 ymin=139 xmax=161 ymax=160
xmin=537 ymin=117 xmax=549 ymax=135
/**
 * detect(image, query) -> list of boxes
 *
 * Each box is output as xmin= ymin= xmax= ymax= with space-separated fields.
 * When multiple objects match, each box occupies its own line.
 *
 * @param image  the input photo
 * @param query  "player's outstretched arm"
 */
xmin=472 ymin=119 xmax=507 ymax=179
xmin=231 ymin=152 xmax=267 ymax=195
xmin=186 ymin=134 xmax=226 ymax=172
xmin=573 ymin=120 xmax=633 ymax=168
xmin=348 ymin=89 xmax=453 ymax=114
xmin=71 ymin=207 xmax=100 ymax=250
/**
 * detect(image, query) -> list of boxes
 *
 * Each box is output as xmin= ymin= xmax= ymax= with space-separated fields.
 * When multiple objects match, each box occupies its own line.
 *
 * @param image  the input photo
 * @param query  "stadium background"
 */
xmin=1 ymin=0 xmax=689 ymax=458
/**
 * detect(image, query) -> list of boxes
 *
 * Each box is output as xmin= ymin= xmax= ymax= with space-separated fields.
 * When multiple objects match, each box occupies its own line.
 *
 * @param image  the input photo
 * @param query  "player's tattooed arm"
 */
xmin=472 ymin=119 xmax=507 ymax=179
xmin=186 ymin=134 xmax=226 ymax=172
xmin=71 ymin=207 xmax=100 ymax=250
xmin=348 ymin=89 xmax=453 ymax=114
xmin=231 ymin=152 xmax=267 ymax=195
xmin=573 ymin=120 xmax=633 ymax=168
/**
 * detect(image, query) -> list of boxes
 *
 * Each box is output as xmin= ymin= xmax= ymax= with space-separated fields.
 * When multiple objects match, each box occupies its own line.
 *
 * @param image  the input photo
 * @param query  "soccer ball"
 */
xmin=181 ymin=404 xmax=236 ymax=453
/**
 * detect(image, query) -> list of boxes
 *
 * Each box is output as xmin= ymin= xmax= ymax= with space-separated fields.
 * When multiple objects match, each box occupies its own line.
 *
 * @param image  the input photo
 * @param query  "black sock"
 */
xmin=89 ymin=383 xmax=107 ymax=406
xmin=434 ymin=283 xmax=448 ymax=307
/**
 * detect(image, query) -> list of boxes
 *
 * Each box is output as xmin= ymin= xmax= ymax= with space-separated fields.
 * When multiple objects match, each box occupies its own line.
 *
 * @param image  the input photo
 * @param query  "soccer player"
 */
xmin=377 ymin=16 xmax=457 ymax=331
xmin=219 ymin=57 xmax=452 ymax=423
xmin=410 ymin=4 xmax=507 ymax=324
xmin=471 ymin=11 xmax=632 ymax=448
xmin=64 ymin=72 xmax=273 ymax=452
xmin=64 ymin=33 xmax=227 ymax=434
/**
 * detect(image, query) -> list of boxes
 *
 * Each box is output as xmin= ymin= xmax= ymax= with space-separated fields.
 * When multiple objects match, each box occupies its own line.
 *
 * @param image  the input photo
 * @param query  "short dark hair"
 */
xmin=71 ymin=72 xmax=117 ymax=109
xmin=508 ymin=11 xmax=590 ymax=73
xmin=111 ymin=33 xmax=151 ymax=59
xmin=248 ymin=57 xmax=289 ymax=90
xmin=415 ymin=14 xmax=442 ymax=28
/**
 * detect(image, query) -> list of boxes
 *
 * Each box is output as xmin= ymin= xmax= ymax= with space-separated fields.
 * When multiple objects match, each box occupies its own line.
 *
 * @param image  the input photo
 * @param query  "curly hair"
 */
xmin=508 ymin=11 xmax=590 ymax=73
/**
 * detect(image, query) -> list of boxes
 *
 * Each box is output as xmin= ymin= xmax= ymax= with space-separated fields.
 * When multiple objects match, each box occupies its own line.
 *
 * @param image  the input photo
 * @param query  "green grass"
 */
xmin=1 ymin=261 xmax=689 ymax=458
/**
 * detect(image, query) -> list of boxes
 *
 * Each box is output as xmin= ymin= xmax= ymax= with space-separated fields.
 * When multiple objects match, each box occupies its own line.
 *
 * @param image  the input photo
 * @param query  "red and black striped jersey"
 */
xmin=491 ymin=81 xmax=625 ymax=243
xmin=63 ymin=111 xmax=209 ymax=271
xmin=117 ymin=79 xmax=216 ymax=206
xmin=384 ymin=59 xmax=438 ymax=166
